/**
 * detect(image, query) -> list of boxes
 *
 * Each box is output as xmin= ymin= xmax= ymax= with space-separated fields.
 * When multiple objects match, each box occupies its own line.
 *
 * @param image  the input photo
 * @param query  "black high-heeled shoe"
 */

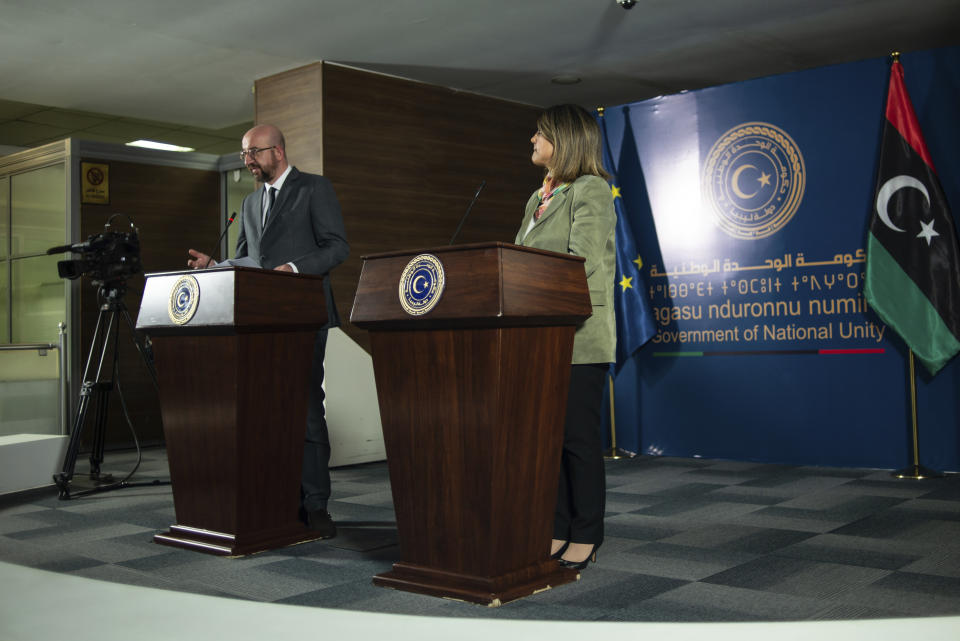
xmin=550 ymin=541 xmax=569 ymax=560
xmin=558 ymin=543 xmax=599 ymax=570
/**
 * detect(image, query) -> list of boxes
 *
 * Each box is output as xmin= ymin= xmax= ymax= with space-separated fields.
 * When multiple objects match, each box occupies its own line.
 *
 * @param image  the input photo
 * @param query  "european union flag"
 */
xmin=599 ymin=109 xmax=658 ymax=371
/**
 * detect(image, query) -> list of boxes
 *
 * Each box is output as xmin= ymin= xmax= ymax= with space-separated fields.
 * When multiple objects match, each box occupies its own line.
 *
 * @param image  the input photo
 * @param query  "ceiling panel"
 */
xmin=0 ymin=0 xmax=957 ymax=153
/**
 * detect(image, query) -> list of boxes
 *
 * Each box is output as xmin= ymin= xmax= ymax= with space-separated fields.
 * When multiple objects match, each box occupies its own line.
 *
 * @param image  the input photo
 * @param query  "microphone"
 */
xmin=203 ymin=212 xmax=237 ymax=268
xmin=448 ymin=180 xmax=486 ymax=245
xmin=47 ymin=241 xmax=90 ymax=255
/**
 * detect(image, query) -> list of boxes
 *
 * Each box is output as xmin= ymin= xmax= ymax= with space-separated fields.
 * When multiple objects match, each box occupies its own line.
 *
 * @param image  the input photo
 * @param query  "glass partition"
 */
xmin=0 ymin=346 xmax=60 ymax=437
xmin=0 ymin=160 xmax=67 ymax=437
xmin=11 ymin=164 xmax=65 ymax=257
xmin=0 ymin=175 xmax=8 ymax=257
xmin=0 ymin=176 xmax=7 ymax=341
xmin=1 ymin=163 xmax=66 ymax=345
xmin=11 ymin=255 xmax=64 ymax=343
xmin=0 ymin=261 xmax=7 ymax=342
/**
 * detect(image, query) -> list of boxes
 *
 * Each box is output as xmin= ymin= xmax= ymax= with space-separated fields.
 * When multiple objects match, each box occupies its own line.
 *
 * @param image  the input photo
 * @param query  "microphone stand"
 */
xmin=204 ymin=212 xmax=236 ymax=267
xmin=449 ymin=181 xmax=486 ymax=245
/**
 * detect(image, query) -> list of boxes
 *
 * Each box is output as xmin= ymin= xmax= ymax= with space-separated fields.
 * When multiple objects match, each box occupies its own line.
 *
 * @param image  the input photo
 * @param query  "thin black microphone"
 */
xmin=448 ymin=180 xmax=486 ymax=245
xmin=203 ymin=212 xmax=237 ymax=268
xmin=46 ymin=241 xmax=90 ymax=255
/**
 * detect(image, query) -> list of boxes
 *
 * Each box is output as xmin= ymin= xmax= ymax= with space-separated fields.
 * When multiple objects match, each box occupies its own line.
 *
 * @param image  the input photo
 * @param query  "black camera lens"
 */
xmin=57 ymin=259 xmax=85 ymax=280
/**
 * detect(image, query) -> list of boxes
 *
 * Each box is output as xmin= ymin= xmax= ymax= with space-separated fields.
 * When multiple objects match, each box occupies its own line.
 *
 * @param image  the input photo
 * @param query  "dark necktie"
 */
xmin=263 ymin=187 xmax=276 ymax=226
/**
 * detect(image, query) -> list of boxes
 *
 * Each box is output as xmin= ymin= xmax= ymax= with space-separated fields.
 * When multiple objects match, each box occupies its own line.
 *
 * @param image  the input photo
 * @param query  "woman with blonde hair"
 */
xmin=514 ymin=104 xmax=617 ymax=570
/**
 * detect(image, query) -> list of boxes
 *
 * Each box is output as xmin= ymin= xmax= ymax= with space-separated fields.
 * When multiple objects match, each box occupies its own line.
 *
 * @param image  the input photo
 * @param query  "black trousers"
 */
xmin=302 ymin=328 xmax=331 ymax=511
xmin=554 ymin=363 xmax=607 ymax=544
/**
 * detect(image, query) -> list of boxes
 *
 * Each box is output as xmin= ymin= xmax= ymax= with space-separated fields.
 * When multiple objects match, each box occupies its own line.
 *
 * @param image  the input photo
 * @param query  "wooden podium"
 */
xmin=136 ymin=267 xmax=327 ymax=556
xmin=351 ymin=242 xmax=591 ymax=605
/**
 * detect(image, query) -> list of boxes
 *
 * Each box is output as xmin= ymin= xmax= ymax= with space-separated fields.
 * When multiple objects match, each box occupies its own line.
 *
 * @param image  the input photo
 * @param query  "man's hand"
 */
xmin=187 ymin=249 xmax=213 ymax=270
xmin=273 ymin=263 xmax=294 ymax=272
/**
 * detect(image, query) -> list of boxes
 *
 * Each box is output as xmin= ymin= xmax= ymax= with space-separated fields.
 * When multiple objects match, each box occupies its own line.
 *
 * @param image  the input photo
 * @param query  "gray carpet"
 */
xmin=1 ymin=449 xmax=959 ymax=621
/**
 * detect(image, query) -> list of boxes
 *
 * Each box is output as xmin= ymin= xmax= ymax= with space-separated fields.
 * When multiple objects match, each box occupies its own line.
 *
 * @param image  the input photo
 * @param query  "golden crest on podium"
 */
xmin=168 ymin=274 xmax=200 ymax=325
xmin=398 ymin=253 xmax=445 ymax=316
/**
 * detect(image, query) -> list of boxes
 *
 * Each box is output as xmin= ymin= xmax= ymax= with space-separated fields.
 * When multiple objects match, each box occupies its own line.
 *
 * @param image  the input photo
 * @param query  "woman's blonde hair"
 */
xmin=537 ymin=104 xmax=610 ymax=183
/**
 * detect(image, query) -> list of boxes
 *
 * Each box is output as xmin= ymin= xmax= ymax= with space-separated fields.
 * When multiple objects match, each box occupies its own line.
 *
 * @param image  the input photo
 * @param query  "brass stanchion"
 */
xmin=892 ymin=351 xmax=942 ymax=479
xmin=605 ymin=373 xmax=623 ymax=459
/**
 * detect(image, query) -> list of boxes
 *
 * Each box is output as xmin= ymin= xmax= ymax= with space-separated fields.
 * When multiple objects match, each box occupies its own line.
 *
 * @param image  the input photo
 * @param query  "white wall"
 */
xmin=325 ymin=328 xmax=385 ymax=467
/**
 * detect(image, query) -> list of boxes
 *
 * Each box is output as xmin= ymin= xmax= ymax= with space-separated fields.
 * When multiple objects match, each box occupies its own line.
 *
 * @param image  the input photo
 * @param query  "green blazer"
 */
xmin=515 ymin=174 xmax=617 ymax=364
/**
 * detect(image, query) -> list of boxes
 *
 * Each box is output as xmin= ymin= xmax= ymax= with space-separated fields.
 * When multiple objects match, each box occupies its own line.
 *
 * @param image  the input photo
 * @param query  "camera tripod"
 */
xmin=53 ymin=282 xmax=166 ymax=499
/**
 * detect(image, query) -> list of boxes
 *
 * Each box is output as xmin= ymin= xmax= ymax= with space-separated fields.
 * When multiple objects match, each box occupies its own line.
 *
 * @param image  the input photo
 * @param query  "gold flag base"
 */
xmin=892 ymin=464 xmax=943 ymax=480
xmin=604 ymin=447 xmax=624 ymax=460
xmin=890 ymin=352 xmax=943 ymax=481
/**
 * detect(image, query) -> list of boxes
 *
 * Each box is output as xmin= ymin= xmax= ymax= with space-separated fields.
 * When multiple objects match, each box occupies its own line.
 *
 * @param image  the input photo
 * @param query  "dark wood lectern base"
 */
xmin=154 ymin=523 xmax=324 ymax=557
xmin=374 ymin=560 xmax=579 ymax=607
xmin=138 ymin=268 xmax=329 ymax=558
xmin=352 ymin=244 xmax=593 ymax=605
xmin=152 ymin=331 xmax=317 ymax=557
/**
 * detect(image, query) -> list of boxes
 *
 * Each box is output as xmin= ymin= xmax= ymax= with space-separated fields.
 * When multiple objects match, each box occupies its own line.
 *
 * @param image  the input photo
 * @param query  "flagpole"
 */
xmin=605 ymin=373 xmax=622 ymax=459
xmin=892 ymin=351 xmax=942 ymax=479
xmin=599 ymin=105 xmax=620 ymax=460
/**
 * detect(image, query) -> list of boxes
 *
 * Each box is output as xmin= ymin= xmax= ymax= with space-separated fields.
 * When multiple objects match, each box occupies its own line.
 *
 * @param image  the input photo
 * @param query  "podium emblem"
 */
xmin=168 ymin=274 xmax=200 ymax=325
xmin=399 ymin=254 xmax=445 ymax=316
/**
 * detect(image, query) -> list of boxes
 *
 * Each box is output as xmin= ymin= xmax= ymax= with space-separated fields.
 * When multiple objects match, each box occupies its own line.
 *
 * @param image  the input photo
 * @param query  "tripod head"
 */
xmin=98 ymin=281 xmax=130 ymax=310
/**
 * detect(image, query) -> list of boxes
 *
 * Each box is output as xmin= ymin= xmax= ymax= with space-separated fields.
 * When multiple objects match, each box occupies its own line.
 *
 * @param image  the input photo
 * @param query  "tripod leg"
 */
xmin=53 ymin=305 xmax=116 ymax=499
xmin=88 ymin=382 xmax=113 ymax=481
xmin=87 ymin=308 xmax=121 ymax=482
xmin=57 ymin=288 xmax=167 ymax=498
xmin=54 ymin=383 xmax=94 ymax=498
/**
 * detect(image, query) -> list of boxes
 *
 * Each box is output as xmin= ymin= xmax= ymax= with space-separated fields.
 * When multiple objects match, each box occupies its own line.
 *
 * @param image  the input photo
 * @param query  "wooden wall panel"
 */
xmin=323 ymin=65 xmax=543 ymax=351
xmin=78 ymin=161 xmax=220 ymax=447
xmin=254 ymin=63 xmax=324 ymax=176
xmin=255 ymin=62 xmax=543 ymax=352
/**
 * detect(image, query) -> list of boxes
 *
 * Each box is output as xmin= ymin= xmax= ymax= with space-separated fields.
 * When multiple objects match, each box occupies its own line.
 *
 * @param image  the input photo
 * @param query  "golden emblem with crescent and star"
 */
xmin=702 ymin=122 xmax=806 ymax=240
xmin=168 ymin=274 xmax=200 ymax=325
xmin=398 ymin=254 xmax=445 ymax=316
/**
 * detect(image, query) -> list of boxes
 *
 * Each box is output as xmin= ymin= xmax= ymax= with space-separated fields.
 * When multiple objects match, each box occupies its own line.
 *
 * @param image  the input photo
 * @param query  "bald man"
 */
xmin=188 ymin=124 xmax=349 ymax=538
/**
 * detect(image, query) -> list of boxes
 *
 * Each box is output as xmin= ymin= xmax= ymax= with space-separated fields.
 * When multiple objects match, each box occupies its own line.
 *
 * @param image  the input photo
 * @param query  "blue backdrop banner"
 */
xmin=603 ymin=47 xmax=960 ymax=470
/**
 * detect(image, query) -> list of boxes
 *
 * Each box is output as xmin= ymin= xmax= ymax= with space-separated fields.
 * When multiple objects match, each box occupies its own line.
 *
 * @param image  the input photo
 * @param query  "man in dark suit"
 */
xmin=188 ymin=124 xmax=348 ymax=538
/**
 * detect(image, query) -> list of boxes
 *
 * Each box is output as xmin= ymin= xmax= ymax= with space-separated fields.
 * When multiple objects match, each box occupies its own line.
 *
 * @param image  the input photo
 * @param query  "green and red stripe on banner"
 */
xmin=864 ymin=57 xmax=960 ymax=375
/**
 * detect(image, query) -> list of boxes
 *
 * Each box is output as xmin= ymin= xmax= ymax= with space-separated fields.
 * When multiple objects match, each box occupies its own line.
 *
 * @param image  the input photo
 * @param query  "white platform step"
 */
xmin=0 ymin=433 xmax=67 ymax=495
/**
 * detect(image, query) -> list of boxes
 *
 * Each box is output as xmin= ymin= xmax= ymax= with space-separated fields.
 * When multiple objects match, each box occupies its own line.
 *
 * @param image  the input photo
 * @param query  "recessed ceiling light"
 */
xmin=551 ymin=75 xmax=582 ymax=85
xmin=126 ymin=140 xmax=195 ymax=152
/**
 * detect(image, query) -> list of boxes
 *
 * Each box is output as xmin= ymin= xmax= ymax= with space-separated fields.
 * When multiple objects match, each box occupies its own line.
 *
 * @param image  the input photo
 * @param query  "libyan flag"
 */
xmin=864 ymin=58 xmax=960 ymax=375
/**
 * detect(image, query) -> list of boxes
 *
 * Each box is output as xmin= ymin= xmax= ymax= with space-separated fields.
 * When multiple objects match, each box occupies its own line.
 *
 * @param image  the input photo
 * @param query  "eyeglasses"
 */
xmin=239 ymin=146 xmax=276 ymax=160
